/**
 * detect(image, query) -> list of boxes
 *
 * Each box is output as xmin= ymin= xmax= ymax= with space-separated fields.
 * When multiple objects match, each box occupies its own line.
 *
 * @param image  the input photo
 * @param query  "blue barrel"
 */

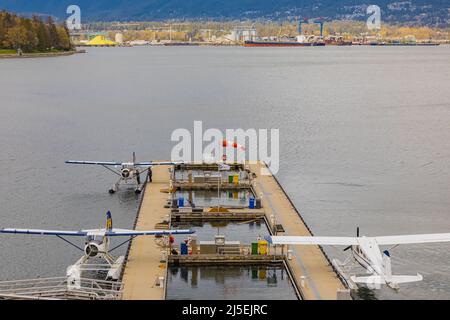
xmin=180 ymin=242 xmax=188 ymax=255
xmin=178 ymin=197 xmax=184 ymax=208
xmin=249 ymin=197 xmax=255 ymax=209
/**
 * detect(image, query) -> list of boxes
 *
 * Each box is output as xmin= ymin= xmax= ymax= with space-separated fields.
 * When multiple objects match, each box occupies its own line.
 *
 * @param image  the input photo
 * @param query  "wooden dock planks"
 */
xmin=249 ymin=162 xmax=345 ymax=300
xmin=121 ymin=165 xmax=171 ymax=300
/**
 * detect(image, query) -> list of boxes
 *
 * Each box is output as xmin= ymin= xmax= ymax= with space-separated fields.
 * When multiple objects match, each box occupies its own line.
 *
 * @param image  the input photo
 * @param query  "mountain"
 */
xmin=1 ymin=1 xmax=449 ymax=26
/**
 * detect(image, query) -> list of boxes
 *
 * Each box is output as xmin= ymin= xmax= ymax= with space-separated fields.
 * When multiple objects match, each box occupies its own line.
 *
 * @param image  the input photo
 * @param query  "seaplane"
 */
xmin=267 ymin=228 xmax=450 ymax=290
xmin=0 ymin=211 xmax=194 ymax=286
xmin=66 ymin=152 xmax=181 ymax=194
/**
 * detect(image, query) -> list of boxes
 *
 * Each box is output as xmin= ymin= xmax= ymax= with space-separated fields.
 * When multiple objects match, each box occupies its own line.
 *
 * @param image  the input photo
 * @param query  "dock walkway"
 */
xmin=121 ymin=165 xmax=170 ymax=300
xmin=249 ymin=162 xmax=345 ymax=300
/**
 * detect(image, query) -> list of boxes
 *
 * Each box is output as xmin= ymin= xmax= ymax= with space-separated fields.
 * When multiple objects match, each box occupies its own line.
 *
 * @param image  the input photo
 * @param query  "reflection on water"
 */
xmin=167 ymin=266 xmax=297 ymax=300
xmin=171 ymin=221 xmax=269 ymax=244
xmin=354 ymin=287 xmax=378 ymax=300
xmin=174 ymin=190 xmax=252 ymax=208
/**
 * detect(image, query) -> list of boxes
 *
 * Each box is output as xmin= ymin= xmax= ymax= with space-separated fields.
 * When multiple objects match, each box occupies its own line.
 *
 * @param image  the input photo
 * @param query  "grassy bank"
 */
xmin=0 ymin=49 xmax=17 ymax=55
xmin=0 ymin=49 xmax=82 ymax=58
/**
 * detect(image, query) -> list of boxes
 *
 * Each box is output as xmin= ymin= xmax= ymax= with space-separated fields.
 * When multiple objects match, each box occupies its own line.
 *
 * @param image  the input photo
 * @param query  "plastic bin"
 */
xmin=258 ymin=240 xmax=268 ymax=255
xmin=249 ymin=197 xmax=255 ymax=209
xmin=178 ymin=197 xmax=184 ymax=208
xmin=180 ymin=242 xmax=188 ymax=255
xmin=251 ymin=242 xmax=258 ymax=255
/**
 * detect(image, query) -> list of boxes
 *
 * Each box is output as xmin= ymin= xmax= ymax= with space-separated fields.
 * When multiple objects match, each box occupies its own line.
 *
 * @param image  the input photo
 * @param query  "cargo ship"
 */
xmin=244 ymin=40 xmax=325 ymax=47
xmin=244 ymin=35 xmax=325 ymax=47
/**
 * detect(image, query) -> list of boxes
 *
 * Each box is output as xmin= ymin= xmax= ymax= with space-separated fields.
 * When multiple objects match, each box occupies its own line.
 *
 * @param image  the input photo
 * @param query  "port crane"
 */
xmin=298 ymin=18 xmax=324 ymax=38
xmin=267 ymin=228 xmax=450 ymax=290
xmin=0 ymin=211 xmax=194 ymax=284
xmin=66 ymin=152 xmax=182 ymax=194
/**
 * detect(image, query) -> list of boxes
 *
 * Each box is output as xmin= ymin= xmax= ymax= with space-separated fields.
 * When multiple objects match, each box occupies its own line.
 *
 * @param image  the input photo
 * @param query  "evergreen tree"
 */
xmin=1 ymin=11 xmax=73 ymax=52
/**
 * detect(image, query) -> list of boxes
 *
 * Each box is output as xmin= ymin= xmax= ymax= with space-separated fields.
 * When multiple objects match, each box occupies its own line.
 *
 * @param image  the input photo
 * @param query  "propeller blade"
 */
xmin=357 ymin=226 xmax=360 ymax=237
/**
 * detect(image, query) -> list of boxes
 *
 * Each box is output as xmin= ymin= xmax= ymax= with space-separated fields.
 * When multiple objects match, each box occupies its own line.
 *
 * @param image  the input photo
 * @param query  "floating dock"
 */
xmin=121 ymin=165 xmax=171 ymax=300
xmin=248 ymin=162 xmax=345 ymax=300
xmin=121 ymin=161 xmax=347 ymax=300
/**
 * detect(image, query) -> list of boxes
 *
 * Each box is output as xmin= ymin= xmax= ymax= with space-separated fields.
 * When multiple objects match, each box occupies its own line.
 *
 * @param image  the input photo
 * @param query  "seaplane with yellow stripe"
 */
xmin=1 ymin=211 xmax=194 ymax=284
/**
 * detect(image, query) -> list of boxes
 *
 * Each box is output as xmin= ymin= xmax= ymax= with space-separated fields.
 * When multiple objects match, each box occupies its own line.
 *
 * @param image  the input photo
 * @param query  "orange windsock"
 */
xmin=222 ymin=139 xmax=245 ymax=151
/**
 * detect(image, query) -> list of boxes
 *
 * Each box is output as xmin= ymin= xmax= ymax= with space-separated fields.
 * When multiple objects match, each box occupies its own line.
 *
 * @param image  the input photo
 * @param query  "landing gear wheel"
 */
xmin=109 ymin=189 xmax=116 ymax=194
xmin=135 ymin=189 xmax=142 ymax=194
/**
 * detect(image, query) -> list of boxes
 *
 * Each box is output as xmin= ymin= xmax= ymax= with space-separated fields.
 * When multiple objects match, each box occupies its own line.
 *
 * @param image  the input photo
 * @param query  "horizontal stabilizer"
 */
xmin=386 ymin=274 xmax=423 ymax=284
xmin=351 ymin=276 xmax=386 ymax=285
xmin=351 ymin=274 xmax=423 ymax=285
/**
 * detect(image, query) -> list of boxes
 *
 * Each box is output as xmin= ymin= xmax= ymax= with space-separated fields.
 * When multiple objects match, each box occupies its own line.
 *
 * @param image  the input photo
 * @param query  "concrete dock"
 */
xmin=121 ymin=165 xmax=170 ymax=300
xmin=249 ymin=162 xmax=345 ymax=300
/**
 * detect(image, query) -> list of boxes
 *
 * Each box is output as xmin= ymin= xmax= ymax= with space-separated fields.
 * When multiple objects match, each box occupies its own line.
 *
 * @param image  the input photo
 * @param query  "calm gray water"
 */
xmin=1 ymin=46 xmax=449 ymax=299
xmin=167 ymin=266 xmax=297 ymax=300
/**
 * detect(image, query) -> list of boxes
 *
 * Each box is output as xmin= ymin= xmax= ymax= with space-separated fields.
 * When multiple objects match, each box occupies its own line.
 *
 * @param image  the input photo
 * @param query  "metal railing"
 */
xmin=0 ymin=277 xmax=123 ymax=300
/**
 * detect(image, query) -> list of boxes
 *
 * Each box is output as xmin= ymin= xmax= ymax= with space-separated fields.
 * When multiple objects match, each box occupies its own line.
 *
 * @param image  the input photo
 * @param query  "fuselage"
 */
xmin=351 ymin=238 xmax=385 ymax=276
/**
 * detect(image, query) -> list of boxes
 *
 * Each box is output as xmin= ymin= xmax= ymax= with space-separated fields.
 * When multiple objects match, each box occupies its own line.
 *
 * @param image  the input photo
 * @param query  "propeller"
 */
xmin=132 ymin=152 xmax=136 ymax=165
xmin=344 ymin=226 xmax=360 ymax=251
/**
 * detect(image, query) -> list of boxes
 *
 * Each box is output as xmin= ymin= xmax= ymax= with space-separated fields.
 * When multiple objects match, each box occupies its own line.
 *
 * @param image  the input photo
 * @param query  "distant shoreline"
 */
xmin=0 ymin=50 xmax=86 ymax=59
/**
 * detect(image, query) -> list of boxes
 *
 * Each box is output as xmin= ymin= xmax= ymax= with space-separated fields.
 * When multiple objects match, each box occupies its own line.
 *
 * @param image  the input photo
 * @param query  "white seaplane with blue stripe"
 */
xmin=66 ymin=152 xmax=182 ymax=194
xmin=267 ymin=227 xmax=450 ymax=290
xmin=1 ymin=211 xmax=194 ymax=282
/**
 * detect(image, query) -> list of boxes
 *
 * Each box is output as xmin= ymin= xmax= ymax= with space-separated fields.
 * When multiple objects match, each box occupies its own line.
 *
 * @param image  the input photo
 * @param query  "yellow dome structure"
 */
xmin=87 ymin=35 xmax=117 ymax=46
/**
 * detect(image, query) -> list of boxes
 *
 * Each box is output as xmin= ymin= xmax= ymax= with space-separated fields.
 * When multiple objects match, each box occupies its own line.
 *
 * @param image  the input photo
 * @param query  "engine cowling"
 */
xmin=84 ymin=241 xmax=102 ymax=257
xmin=121 ymin=168 xmax=131 ymax=178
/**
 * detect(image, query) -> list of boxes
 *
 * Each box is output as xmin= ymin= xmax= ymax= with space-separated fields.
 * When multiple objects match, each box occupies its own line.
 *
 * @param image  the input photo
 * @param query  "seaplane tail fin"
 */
xmin=383 ymin=250 xmax=392 ymax=277
xmin=106 ymin=211 xmax=113 ymax=231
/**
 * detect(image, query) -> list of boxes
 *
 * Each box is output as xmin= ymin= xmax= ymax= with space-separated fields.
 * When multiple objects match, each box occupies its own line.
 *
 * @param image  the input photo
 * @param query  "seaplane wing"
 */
xmin=133 ymin=161 xmax=182 ymax=167
xmin=0 ymin=228 xmax=194 ymax=237
xmin=66 ymin=160 xmax=182 ymax=167
xmin=267 ymin=236 xmax=358 ymax=246
xmin=374 ymin=233 xmax=450 ymax=245
xmin=65 ymin=160 xmax=123 ymax=166
xmin=105 ymin=228 xmax=195 ymax=236
xmin=0 ymin=228 xmax=87 ymax=236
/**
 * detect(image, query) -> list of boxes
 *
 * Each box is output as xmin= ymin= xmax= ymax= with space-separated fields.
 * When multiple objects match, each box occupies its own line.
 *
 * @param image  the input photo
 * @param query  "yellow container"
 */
xmin=258 ymin=269 xmax=267 ymax=279
xmin=233 ymin=174 xmax=239 ymax=184
xmin=258 ymin=240 xmax=268 ymax=255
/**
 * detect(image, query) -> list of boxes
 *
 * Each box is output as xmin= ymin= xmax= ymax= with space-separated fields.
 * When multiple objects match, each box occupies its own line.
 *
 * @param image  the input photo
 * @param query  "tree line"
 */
xmin=0 ymin=11 xmax=73 ymax=52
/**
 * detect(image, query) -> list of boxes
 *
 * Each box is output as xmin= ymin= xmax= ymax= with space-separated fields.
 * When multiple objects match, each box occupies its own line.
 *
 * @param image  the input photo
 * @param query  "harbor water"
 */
xmin=1 ymin=46 xmax=449 ymax=299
